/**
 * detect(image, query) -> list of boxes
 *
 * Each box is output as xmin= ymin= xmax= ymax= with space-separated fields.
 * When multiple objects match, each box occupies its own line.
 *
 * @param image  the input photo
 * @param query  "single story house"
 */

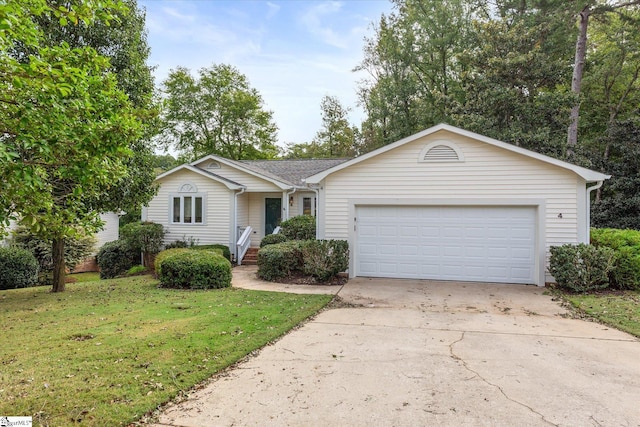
xmin=143 ymin=124 xmax=610 ymax=286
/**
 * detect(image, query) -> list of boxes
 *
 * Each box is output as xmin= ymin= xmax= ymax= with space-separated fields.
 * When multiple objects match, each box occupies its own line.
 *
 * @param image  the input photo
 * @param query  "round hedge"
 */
xmin=0 ymin=247 xmax=39 ymax=290
xmin=259 ymin=233 xmax=288 ymax=248
xmin=154 ymin=248 xmax=191 ymax=278
xmin=96 ymin=240 xmax=139 ymax=279
xmin=158 ymin=250 xmax=232 ymax=289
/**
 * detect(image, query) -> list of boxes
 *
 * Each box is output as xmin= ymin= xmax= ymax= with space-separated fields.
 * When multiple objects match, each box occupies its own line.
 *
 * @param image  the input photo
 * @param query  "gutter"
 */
xmin=586 ymin=181 xmax=604 ymax=243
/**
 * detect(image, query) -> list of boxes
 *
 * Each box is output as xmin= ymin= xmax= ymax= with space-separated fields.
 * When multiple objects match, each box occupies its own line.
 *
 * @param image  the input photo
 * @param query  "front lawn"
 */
xmin=0 ymin=275 xmax=333 ymax=426
xmin=563 ymin=290 xmax=640 ymax=338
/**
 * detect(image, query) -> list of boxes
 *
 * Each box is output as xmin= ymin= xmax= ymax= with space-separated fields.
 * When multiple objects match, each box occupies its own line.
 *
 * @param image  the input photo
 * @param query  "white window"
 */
xmin=171 ymin=182 xmax=205 ymax=224
xmin=300 ymin=196 xmax=317 ymax=216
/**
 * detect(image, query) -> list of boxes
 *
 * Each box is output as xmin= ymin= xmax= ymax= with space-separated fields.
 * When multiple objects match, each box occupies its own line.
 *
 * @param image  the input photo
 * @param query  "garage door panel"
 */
xmin=356 ymin=206 xmax=536 ymax=284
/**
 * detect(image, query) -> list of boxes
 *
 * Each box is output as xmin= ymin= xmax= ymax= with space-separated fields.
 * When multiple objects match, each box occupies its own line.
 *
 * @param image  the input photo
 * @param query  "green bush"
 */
xmin=257 ymin=241 xmax=304 ymax=281
xmin=0 ymin=247 xmax=39 ymax=290
xmin=591 ymin=228 xmax=640 ymax=250
xmin=591 ymin=228 xmax=640 ymax=290
xmin=280 ymin=215 xmax=316 ymax=240
xmin=301 ymin=240 xmax=349 ymax=281
xmin=192 ymin=244 xmax=231 ymax=260
xmin=610 ymin=247 xmax=640 ymax=290
xmin=120 ymin=222 xmax=165 ymax=267
xmin=260 ymin=233 xmax=288 ymax=248
xmin=11 ymin=226 xmax=96 ymax=273
xmin=549 ymin=244 xmax=615 ymax=292
xmin=158 ymin=250 xmax=232 ymax=289
xmin=126 ymin=265 xmax=147 ymax=276
xmin=96 ymin=240 xmax=139 ymax=279
xmin=154 ymin=248 xmax=191 ymax=278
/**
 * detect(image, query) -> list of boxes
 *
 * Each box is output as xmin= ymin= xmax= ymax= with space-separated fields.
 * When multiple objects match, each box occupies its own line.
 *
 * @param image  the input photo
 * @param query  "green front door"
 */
xmin=265 ymin=198 xmax=282 ymax=235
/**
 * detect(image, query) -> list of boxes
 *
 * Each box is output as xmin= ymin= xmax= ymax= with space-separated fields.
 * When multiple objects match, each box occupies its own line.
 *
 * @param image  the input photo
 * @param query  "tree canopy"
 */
xmin=0 ymin=0 xmax=157 ymax=291
xmin=160 ymin=64 xmax=279 ymax=161
xmin=355 ymin=0 xmax=640 ymax=228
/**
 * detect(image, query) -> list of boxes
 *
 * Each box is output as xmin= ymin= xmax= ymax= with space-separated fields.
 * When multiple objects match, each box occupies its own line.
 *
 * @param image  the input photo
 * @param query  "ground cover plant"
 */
xmin=0 ymin=275 xmax=332 ymax=426
xmin=563 ymin=291 xmax=640 ymax=338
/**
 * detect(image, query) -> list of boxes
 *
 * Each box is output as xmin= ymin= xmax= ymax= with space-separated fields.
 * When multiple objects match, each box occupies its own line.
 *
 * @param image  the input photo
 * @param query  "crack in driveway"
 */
xmin=449 ymin=331 xmax=559 ymax=427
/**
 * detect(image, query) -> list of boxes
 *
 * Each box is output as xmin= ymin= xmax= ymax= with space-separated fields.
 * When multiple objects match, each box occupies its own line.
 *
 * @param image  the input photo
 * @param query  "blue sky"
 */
xmin=139 ymin=0 xmax=394 ymax=149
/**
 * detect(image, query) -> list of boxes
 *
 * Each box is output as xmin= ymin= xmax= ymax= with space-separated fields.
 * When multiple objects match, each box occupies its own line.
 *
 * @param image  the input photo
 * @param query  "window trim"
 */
xmin=169 ymin=193 xmax=207 ymax=225
xmin=299 ymin=194 xmax=317 ymax=217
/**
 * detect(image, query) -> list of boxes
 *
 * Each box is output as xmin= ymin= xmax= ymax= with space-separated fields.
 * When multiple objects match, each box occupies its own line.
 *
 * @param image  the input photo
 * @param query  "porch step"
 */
xmin=241 ymin=247 xmax=259 ymax=265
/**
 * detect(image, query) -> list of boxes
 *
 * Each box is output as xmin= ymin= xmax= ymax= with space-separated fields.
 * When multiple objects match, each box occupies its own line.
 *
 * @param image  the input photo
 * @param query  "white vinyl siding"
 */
xmin=147 ymin=169 xmax=232 ymax=246
xmin=319 ymin=130 xmax=582 ymax=282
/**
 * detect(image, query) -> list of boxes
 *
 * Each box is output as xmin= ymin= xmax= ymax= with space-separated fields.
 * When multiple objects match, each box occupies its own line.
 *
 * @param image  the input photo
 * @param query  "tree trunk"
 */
xmin=51 ymin=238 xmax=66 ymax=293
xmin=567 ymin=6 xmax=591 ymax=160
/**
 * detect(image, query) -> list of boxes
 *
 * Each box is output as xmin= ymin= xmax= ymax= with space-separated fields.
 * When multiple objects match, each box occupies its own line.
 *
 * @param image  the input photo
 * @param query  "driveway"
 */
xmin=152 ymin=271 xmax=640 ymax=427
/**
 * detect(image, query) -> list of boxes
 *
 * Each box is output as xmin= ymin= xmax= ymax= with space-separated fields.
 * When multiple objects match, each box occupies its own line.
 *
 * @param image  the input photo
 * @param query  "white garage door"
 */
xmin=356 ymin=206 xmax=536 ymax=284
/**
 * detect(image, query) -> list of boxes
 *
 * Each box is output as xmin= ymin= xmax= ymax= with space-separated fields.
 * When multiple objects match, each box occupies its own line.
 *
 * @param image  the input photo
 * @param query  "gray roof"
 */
xmin=239 ymin=158 xmax=351 ymax=186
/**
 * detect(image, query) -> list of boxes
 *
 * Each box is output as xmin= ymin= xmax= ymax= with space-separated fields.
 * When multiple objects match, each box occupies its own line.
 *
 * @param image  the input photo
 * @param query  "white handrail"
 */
xmin=272 ymin=226 xmax=281 ymax=234
xmin=236 ymin=226 xmax=252 ymax=265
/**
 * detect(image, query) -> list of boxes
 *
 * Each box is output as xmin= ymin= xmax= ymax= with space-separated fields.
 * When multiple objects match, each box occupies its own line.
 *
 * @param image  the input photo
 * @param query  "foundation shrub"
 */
xmin=154 ymin=248 xmax=191 ymax=277
xmin=192 ymin=244 xmax=230 ymax=261
xmin=0 ymin=247 xmax=39 ymax=290
xmin=259 ymin=233 xmax=288 ymax=248
xmin=301 ymin=240 xmax=349 ymax=281
xmin=257 ymin=241 xmax=303 ymax=281
xmin=549 ymin=244 xmax=615 ymax=292
xmin=280 ymin=215 xmax=316 ymax=240
xmin=591 ymin=228 xmax=640 ymax=290
xmin=158 ymin=250 xmax=231 ymax=289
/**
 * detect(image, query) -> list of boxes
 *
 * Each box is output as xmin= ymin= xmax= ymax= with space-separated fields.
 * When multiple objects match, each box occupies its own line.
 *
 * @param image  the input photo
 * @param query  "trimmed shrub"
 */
xmin=120 ymin=222 xmax=165 ymax=267
xmin=280 ymin=215 xmax=316 ymax=240
xmin=591 ymin=228 xmax=640 ymax=290
xmin=11 ymin=227 xmax=96 ymax=273
xmin=192 ymin=244 xmax=231 ymax=261
xmin=257 ymin=241 xmax=304 ymax=281
xmin=591 ymin=228 xmax=640 ymax=250
xmin=549 ymin=244 xmax=615 ymax=292
xmin=96 ymin=240 xmax=139 ymax=279
xmin=610 ymin=247 xmax=640 ymax=290
xmin=260 ymin=233 xmax=288 ymax=248
xmin=0 ymin=247 xmax=39 ymax=290
xmin=301 ymin=240 xmax=349 ymax=281
xmin=158 ymin=250 xmax=232 ymax=289
xmin=154 ymin=248 xmax=191 ymax=278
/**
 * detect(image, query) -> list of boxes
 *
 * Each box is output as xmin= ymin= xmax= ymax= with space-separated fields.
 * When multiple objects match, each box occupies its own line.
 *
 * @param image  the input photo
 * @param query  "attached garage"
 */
xmin=356 ymin=205 xmax=537 ymax=284
xmin=304 ymin=124 xmax=611 ymax=287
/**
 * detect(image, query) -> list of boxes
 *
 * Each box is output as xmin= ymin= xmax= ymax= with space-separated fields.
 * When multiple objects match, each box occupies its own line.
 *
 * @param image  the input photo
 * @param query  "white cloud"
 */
xmin=300 ymin=1 xmax=349 ymax=49
xmin=266 ymin=2 xmax=281 ymax=19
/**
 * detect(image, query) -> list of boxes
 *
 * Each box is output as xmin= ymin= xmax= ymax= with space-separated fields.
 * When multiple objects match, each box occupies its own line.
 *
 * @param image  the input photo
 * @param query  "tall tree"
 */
xmin=566 ymin=0 xmax=640 ymax=157
xmin=161 ymin=64 xmax=279 ymax=160
xmin=0 ymin=1 xmax=155 ymax=292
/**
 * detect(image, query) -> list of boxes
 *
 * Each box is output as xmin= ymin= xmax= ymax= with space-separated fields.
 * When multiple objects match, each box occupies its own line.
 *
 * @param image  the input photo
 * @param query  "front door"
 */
xmin=265 ymin=198 xmax=282 ymax=235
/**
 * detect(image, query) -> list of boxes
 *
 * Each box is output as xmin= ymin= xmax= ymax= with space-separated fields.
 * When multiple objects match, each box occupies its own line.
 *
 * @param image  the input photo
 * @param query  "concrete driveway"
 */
xmin=152 ymin=270 xmax=640 ymax=427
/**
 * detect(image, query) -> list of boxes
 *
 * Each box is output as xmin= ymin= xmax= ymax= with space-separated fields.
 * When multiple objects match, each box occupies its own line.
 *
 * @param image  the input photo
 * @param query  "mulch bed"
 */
xmin=275 ymin=271 xmax=348 ymax=286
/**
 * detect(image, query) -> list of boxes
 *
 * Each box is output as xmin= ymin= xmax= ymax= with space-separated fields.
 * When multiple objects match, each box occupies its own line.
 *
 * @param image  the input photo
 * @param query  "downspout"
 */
xmin=306 ymin=183 xmax=321 ymax=239
xmin=586 ymin=181 xmax=603 ymax=243
xmin=233 ymin=187 xmax=246 ymax=262
xmin=285 ymin=187 xmax=297 ymax=220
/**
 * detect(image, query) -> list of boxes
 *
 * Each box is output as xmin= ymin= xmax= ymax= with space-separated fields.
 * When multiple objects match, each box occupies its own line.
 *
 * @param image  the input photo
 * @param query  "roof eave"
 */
xmin=155 ymin=164 xmax=244 ymax=190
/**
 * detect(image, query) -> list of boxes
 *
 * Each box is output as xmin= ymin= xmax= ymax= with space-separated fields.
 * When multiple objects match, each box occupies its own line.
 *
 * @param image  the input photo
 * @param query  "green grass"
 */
xmin=0 ymin=275 xmax=333 ymax=426
xmin=68 ymin=272 xmax=101 ymax=282
xmin=564 ymin=290 xmax=640 ymax=337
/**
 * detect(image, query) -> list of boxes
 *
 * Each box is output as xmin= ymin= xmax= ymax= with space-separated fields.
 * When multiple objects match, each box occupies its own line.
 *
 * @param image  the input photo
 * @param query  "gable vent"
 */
xmin=419 ymin=140 xmax=464 ymax=163
xmin=424 ymin=145 xmax=459 ymax=161
xmin=205 ymin=161 xmax=220 ymax=170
